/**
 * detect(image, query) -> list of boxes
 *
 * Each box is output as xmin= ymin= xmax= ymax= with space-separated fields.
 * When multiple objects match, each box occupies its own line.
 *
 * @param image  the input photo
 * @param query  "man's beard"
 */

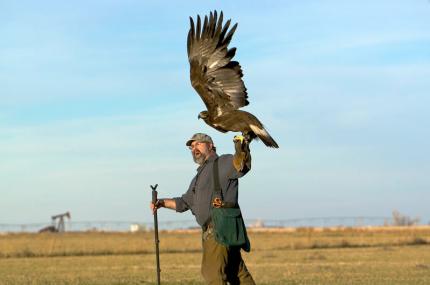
xmin=192 ymin=151 xmax=206 ymax=165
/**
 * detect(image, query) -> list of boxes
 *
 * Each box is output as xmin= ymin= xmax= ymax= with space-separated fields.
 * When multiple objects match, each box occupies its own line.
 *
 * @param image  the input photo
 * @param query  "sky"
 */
xmin=1 ymin=0 xmax=429 ymax=226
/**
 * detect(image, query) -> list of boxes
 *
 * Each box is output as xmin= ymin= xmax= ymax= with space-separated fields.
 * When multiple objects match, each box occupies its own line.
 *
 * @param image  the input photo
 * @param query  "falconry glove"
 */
xmin=233 ymin=135 xmax=251 ymax=172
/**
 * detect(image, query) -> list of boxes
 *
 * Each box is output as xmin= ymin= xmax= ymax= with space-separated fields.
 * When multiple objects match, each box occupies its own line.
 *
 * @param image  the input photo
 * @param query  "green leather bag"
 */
xmin=211 ymin=158 xmax=251 ymax=252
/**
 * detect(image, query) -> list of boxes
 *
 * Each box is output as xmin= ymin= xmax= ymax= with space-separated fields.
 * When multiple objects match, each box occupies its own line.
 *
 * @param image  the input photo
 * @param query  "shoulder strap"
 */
xmin=213 ymin=157 xmax=223 ymax=200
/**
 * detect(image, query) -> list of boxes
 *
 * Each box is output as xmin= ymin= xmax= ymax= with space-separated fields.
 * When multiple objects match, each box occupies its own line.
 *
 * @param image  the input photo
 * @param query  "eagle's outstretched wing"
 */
xmin=187 ymin=11 xmax=248 ymax=117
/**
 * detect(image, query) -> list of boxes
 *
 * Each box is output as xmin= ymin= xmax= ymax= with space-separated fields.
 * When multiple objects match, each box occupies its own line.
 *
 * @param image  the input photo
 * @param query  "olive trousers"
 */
xmin=201 ymin=229 xmax=255 ymax=285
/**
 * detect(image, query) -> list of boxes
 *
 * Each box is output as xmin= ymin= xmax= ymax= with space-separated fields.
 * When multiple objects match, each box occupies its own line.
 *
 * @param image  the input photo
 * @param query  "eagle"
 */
xmin=187 ymin=11 xmax=279 ymax=148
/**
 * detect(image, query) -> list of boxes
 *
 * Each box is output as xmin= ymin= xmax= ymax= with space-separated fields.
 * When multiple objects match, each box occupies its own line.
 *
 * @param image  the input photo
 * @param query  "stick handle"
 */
xmin=152 ymin=189 xmax=158 ymax=204
xmin=151 ymin=184 xmax=158 ymax=203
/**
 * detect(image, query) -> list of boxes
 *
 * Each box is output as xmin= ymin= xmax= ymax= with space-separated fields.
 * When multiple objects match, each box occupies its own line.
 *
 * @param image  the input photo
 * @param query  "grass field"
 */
xmin=1 ymin=227 xmax=429 ymax=284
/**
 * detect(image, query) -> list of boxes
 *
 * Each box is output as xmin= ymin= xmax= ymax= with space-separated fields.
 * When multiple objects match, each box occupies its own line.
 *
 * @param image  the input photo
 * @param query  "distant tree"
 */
xmin=392 ymin=210 xmax=420 ymax=226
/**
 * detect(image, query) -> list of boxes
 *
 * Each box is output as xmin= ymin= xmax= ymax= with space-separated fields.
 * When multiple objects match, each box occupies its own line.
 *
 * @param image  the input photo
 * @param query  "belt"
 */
xmin=220 ymin=202 xmax=238 ymax=208
xmin=212 ymin=197 xmax=238 ymax=209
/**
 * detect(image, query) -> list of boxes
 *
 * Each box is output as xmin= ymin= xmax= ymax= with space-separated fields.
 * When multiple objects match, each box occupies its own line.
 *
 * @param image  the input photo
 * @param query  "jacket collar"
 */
xmin=196 ymin=153 xmax=218 ymax=172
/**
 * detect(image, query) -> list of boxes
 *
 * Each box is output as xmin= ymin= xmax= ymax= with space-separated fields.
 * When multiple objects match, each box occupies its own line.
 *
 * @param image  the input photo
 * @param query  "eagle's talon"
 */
xmin=244 ymin=133 xmax=252 ymax=142
xmin=233 ymin=135 xmax=245 ymax=144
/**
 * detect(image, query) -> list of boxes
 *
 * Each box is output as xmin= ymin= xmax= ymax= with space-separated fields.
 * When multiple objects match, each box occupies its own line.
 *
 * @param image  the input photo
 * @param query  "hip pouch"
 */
xmin=210 ymin=158 xmax=250 ymax=252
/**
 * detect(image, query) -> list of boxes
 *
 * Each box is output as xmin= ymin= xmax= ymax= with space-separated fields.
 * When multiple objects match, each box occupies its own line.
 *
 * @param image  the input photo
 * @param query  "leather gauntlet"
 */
xmin=233 ymin=135 xmax=251 ymax=172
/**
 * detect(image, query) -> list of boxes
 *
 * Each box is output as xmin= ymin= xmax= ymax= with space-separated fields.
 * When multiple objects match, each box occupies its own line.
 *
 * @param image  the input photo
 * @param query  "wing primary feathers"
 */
xmin=218 ymin=19 xmax=231 ymax=48
xmin=187 ymin=31 xmax=191 ymax=55
xmin=212 ymin=11 xmax=218 ymax=37
xmin=226 ymin=47 xmax=236 ymax=61
xmin=203 ymin=15 xmax=208 ymax=38
xmin=214 ymin=12 xmax=223 ymax=40
xmin=187 ymin=17 xmax=195 ymax=55
xmin=222 ymin=23 xmax=238 ymax=47
xmin=189 ymin=17 xmax=195 ymax=36
xmin=207 ymin=12 xmax=213 ymax=37
xmin=196 ymin=15 xmax=201 ymax=40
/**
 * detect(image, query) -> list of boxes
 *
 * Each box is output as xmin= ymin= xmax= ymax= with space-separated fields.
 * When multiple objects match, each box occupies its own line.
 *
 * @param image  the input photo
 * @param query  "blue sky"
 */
xmin=1 ymin=0 xmax=429 ymax=225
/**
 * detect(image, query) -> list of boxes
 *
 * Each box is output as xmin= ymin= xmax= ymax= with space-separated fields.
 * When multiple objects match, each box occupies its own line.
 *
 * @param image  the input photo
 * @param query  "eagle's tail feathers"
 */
xmin=249 ymin=125 xmax=279 ymax=148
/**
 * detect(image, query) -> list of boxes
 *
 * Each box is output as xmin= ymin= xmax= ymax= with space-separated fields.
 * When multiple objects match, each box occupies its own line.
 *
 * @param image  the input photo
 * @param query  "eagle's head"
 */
xmin=198 ymin=111 xmax=209 ymax=120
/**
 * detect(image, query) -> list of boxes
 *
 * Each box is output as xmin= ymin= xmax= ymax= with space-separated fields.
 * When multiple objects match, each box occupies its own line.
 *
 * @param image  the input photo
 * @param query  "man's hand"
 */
xmin=150 ymin=198 xmax=176 ymax=213
xmin=150 ymin=199 xmax=164 ymax=214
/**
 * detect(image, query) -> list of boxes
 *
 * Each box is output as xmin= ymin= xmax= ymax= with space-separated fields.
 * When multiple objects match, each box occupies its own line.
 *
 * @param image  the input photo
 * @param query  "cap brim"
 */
xmin=186 ymin=139 xmax=195 ymax=146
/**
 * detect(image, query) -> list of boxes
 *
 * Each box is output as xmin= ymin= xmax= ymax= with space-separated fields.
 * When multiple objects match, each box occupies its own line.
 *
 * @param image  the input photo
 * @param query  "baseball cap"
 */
xmin=186 ymin=133 xmax=214 ymax=147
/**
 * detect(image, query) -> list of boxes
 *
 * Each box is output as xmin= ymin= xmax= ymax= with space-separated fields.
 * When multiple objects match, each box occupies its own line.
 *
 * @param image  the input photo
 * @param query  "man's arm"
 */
xmin=150 ymin=198 xmax=177 ymax=214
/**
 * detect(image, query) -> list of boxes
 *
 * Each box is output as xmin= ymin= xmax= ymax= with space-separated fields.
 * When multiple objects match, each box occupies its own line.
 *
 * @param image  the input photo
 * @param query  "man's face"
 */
xmin=189 ymin=141 xmax=212 ymax=165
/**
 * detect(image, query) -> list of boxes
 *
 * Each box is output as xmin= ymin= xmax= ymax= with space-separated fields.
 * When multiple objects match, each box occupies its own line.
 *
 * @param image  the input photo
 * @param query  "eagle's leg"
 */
xmin=242 ymin=131 xmax=255 ymax=144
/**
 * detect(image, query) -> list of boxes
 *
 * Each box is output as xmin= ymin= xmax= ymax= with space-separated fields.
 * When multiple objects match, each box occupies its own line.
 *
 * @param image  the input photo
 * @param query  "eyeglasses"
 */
xmin=188 ymin=141 xmax=204 ymax=150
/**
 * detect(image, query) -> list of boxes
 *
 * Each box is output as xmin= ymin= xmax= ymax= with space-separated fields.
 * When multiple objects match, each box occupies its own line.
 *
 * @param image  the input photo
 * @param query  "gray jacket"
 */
xmin=174 ymin=154 xmax=249 ymax=227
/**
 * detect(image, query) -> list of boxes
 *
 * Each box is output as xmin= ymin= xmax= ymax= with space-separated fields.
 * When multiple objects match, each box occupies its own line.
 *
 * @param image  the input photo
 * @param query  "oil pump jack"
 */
xmin=39 ymin=212 xmax=71 ymax=233
xmin=52 ymin=212 xmax=71 ymax=232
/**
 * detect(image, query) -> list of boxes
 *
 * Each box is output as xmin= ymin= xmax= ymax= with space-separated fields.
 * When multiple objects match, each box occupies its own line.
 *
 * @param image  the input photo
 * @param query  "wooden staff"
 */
xmin=151 ymin=184 xmax=161 ymax=285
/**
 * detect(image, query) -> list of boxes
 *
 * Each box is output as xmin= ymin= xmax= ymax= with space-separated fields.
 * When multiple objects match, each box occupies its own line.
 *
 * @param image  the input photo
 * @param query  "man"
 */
xmin=150 ymin=133 xmax=255 ymax=285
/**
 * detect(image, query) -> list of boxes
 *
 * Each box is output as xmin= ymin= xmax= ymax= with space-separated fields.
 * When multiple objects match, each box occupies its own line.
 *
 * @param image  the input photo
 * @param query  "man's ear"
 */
xmin=208 ymin=143 xmax=214 ymax=151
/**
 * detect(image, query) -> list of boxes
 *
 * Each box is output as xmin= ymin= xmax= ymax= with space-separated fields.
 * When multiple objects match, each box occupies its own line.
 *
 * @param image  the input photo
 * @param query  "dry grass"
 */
xmin=1 ymin=226 xmax=429 ymax=258
xmin=0 ymin=226 xmax=430 ymax=284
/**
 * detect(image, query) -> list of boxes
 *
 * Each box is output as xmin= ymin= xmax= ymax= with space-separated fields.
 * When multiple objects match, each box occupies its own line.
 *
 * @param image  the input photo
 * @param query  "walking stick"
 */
xmin=151 ymin=184 xmax=161 ymax=285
